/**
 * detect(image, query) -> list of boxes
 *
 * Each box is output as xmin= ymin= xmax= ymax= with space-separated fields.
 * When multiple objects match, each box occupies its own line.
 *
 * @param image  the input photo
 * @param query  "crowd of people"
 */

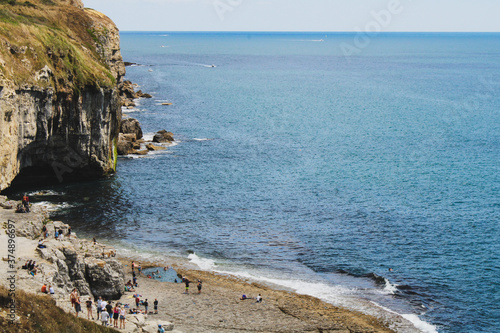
xmin=40 ymin=256 xmax=264 ymax=330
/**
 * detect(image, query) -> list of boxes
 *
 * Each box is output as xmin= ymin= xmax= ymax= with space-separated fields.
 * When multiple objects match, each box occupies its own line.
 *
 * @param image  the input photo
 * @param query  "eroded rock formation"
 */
xmin=0 ymin=0 xmax=126 ymax=190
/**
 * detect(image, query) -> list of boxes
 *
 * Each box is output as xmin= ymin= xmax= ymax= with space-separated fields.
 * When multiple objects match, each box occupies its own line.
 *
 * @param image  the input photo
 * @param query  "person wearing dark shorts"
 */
xmin=106 ymin=302 xmax=113 ymax=321
xmin=197 ymin=280 xmax=202 ymax=294
xmin=113 ymin=304 xmax=119 ymax=328
xmin=74 ymin=296 xmax=82 ymax=317
xmin=153 ymin=299 xmax=158 ymax=314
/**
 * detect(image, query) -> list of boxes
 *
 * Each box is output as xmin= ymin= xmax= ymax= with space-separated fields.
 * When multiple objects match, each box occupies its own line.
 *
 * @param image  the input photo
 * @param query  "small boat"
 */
xmin=161 ymin=103 xmax=173 ymax=106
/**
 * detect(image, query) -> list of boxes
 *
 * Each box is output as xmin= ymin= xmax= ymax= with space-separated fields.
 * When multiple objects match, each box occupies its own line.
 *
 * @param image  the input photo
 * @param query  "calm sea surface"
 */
xmin=19 ymin=33 xmax=500 ymax=332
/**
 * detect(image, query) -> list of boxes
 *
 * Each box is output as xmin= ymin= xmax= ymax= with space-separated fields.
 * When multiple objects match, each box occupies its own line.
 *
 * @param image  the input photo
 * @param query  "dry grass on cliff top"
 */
xmin=0 ymin=285 xmax=119 ymax=333
xmin=0 ymin=0 xmax=115 ymax=89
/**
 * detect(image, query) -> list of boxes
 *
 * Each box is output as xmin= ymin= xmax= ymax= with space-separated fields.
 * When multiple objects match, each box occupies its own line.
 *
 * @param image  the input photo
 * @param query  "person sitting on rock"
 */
xmin=22 ymin=194 xmax=30 ymax=212
xmin=37 ymin=239 xmax=46 ymax=249
xmin=41 ymin=283 xmax=48 ymax=294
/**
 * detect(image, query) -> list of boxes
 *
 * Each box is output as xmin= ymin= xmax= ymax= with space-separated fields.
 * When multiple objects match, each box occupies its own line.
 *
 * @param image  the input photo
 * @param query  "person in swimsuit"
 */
xmin=197 ymin=280 xmax=202 ymax=294
xmin=113 ymin=304 xmax=120 ymax=328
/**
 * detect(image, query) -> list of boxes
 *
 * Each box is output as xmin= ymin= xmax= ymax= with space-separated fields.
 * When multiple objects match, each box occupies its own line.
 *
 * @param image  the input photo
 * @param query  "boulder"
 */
xmin=135 ymin=90 xmax=152 ymax=99
xmin=132 ymin=149 xmax=148 ymax=156
xmin=142 ymin=321 xmax=175 ymax=332
xmin=117 ymin=140 xmax=134 ymax=155
xmin=85 ymin=257 xmax=125 ymax=300
xmin=120 ymin=80 xmax=136 ymax=100
xmin=121 ymin=118 xmax=143 ymax=140
xmin=153 ymin=130 xmax=174 ymax=143
xmin=146 ymin=143 xmax=167 ymax=151
xmin=128 ymin=313 xmax=147 ymax=328
xmin=120 ymin=133 xmax=137 ymax=142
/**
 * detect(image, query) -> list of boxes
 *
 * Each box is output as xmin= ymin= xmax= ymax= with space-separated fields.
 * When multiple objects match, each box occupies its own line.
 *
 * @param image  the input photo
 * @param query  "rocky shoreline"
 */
xmin=0 ymin=196 xmax=409 ymax=333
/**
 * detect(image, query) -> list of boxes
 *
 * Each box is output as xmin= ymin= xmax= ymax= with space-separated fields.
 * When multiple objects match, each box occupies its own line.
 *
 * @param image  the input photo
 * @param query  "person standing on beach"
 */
xmin=197 ymin=280 xmax=202 ymax=294
xmin=86 ymin=297 xmax=94 ymax=320
xmin=74 ymin=296 xmax=82 ymax=317
xmin=135 ymin=295 xmax=140 ymax=308
xmin=106 ymin=301 xmax=113 ymax=323
xmin=70 ymin=288 xmax=78 ymax=308
xmin=154 ymin=299 xmax=158 ymax=314
xmin=184 ymin=278 xmax=190 ymax=293
xmin=97 ymin=296 xmax=102 ymax=320
xmin=119 ymin=305 xmax=126 ymax=329
xmin=144 ymin=299 xmax=149 ymax=314
xmin=100 ymin=309 xmax=109 ymax=326
xmin=112 ymin=304 xmax=120 ymax=328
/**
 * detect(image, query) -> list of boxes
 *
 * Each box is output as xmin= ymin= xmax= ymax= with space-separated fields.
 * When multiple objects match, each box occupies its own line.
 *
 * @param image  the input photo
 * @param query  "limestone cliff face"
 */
xmin=0 ymin=0 xmax=125 ymax=189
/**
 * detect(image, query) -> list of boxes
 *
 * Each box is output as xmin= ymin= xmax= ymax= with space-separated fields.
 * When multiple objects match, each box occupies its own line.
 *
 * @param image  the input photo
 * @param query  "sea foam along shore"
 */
xmin=1 ymin=196 xmax=402 ymax=333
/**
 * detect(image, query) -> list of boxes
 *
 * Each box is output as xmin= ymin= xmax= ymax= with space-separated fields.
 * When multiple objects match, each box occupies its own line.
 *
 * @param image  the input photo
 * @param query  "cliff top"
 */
xmin=0 ymin=0 xmax=117 ymax=90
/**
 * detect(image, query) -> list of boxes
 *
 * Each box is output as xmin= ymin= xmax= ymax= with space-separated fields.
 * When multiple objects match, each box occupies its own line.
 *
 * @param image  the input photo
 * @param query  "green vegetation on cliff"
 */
xmin=0 ymin=0 xmax=115 ymax=89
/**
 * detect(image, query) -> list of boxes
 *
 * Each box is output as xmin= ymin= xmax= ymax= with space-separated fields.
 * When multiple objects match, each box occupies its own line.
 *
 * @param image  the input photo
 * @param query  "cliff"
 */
xmin=0 ymin=0 xmax=125 ymax=190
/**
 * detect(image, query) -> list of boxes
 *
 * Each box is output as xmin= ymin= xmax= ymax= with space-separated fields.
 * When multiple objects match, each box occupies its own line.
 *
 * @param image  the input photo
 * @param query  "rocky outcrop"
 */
xmin=0 ymin=1 xmax=125 ymax=190
xmin=120 ymin=81 xmax=153 ymax=108
xmin=85 ymin=257 xmax=125 ymax=300
xmin=121 ymin=118 xmax=143 ymax=140
xmin=153 ymin=130 xmax=175 ymax=143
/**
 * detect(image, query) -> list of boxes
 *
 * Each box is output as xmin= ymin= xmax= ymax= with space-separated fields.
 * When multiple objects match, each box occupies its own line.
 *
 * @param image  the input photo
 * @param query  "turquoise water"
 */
xmin=25 ymin=32 xmax=500 ymax=332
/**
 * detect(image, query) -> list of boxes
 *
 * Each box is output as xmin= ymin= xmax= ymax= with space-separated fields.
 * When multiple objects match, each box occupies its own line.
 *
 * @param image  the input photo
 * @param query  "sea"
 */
xmin=11 ymin=32 xmax=500 ymax=332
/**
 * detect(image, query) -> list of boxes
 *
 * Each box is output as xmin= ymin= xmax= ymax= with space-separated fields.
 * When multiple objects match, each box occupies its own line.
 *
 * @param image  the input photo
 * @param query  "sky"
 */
xmin=82 ymin=0 xmax=500 ymax=32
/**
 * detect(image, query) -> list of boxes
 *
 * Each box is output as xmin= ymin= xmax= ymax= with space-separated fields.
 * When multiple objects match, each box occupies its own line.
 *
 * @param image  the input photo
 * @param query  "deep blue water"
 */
xmin=20 ymin=33 xmax=500 ymax=332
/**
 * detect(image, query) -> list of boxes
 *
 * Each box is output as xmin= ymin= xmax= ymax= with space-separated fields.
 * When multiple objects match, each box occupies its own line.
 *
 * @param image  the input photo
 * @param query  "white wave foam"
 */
xmin=370 ymin=303 xmax=438 ymax=333
xmin=188 ymin=253 xmax=216 ymax=271
xmin=402 ymin=314 xmax=439 ymax=333
xmin=142 ymin=133 xmax=155 ymax=141
xmin=32 ymin=201 xmax=73 ymax=211
xmin=182 ymin=252 xmax=434 ymax=333
xmin=193 ymin=138 xmax=212 ymax=141
xmin=383 ymin=278 xmax=398 ymax=294
xmin=28 ymin=190 xmax=64 ymax=196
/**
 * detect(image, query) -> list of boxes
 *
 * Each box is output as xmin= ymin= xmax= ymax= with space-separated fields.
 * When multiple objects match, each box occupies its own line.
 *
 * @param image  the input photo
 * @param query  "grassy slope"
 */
xmin=0 ymin=286 xmax=118 ymax=333
xmin=0 ymin=0 xmax=115 ymax=90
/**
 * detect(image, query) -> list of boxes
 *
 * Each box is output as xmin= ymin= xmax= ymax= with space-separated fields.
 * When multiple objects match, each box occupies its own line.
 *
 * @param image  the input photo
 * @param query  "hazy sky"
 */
xmin=82 ymin=0 xmax=500 ymax=32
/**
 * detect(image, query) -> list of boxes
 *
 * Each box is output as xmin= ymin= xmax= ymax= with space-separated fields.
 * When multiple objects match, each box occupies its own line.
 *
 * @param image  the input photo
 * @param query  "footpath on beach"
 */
xmin=0 ymin=195 xmax=409 ymax=333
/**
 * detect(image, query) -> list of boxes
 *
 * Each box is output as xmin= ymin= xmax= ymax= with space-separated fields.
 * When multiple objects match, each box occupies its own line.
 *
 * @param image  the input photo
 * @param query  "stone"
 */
xmin=153 ymin=130 xmax=174 ymax=143
xmin=117 ymin=140 xmax=134 ymax=155
xmin=146 ymin=143 xmax=167 ymax=151
xmin=135 ymin=90 xmax=153 ymax=99
xmin=132 ymin=149 xmax=148 ymax=155
xmin=121 ymin=133 xmax=137 ymax=142
xmin=121 ymin=118 xmax=143 ymax=140
xmin=84 ymin=257 xmax=125 ymax=300
xmin=142 ymin=321 xmax=175 ymax=332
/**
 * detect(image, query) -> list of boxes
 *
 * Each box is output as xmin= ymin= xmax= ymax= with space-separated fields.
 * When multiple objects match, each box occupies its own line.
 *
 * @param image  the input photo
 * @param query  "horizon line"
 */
xmin=119 ymin=30 xmax=500 ymax=34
